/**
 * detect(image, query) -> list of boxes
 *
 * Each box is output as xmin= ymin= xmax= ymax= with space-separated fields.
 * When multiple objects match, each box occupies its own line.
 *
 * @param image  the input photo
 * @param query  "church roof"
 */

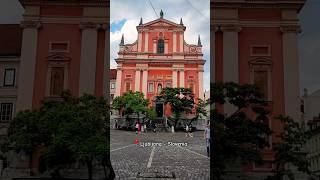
xmin=0 ymin=24 xmax=22 ymax=57
xmin=137 ymin=17 xmax=186 ymax=31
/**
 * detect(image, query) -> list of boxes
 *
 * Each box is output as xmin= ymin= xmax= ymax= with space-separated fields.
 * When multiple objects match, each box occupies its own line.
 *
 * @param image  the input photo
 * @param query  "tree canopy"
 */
xmin=211 ymin=82 xmax=272 ymax=179
xmin=6 ymin=91 xmax=114 ymax=179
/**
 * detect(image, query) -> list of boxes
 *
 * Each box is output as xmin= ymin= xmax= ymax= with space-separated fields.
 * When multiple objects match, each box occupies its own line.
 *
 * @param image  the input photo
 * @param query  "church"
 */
xmin=213 ymin=0 xmax=305 ymax=179
xmin=115 ymin=10 xmax=205 ymax=118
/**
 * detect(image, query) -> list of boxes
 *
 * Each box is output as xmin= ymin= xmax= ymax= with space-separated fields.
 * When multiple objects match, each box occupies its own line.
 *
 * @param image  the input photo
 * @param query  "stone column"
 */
xmin=103 ymin=24 xmax=109 ymax=99
xmin=16 ymin=21 xmax=41 ymax=112
xmin=172 ymin=69 xmax=178 ymax=88
xmin=153 ymin=40 xmax=157 ymax=53
xmin=79 ymin=22 xmax=98 ymax=95
xmin=173 ymin=31 xmax=177 ymax=53
xmin=165 ymin=40 xmax=168 ymax=54
xmin=135 ymin=68 xmax=141 ymax=92
xmin=221 ymin=25 xmax=241 ymax=115
xmin=281 ymin=25 xmax=301 ymax=122
xmin=179 ymin=69 xmax=185 ymax=88
xmin=221 ymin=25 xmax=240 ymax=83
xmin=115 ymin=64 xmax=122 ymax=97
xmin=144 ymin=31 xmax=149 ymax=52
xmin=142 ymin=68 xmax=148 ymax=97
xmin=179 ymin=32 xmax=184 ymax=52
xmin=138 ymin=32 xmax=142 ymax=52
xmin=198 ymin=65 xmax=204 ymax=99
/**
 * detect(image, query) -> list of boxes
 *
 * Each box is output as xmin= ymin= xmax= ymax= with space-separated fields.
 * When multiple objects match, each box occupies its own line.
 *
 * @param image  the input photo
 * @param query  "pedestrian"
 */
xmin=185 ymin=124 xmax=189 ymax=137
xmin=135 ymin=122 xmax=139 ymax=134
xmin=189 ymin=124 xmax=194 ymax=138
xmin=204 ymin=122 xmax=211 ymax=157
xmin=144 ymin=124 xmax=147 ymax=133
xmin=138 ymin=122 xmax=141 ymax=134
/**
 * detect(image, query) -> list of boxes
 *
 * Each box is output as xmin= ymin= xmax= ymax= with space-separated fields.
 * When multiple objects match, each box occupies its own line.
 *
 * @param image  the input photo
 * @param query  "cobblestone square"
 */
xmin=110 ymin=129 xmax=210 ymax=180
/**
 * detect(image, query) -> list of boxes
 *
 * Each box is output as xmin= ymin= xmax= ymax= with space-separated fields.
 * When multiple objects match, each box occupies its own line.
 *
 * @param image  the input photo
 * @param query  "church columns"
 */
xmin=138 ymin=32 xmax=142 ymax=52
xmin=179 ymin=32 xmax=184 ymax=52
xmin=135 ymin=69 xmax=141 ymax=91
xmin=198 ymin=65 xmax=204 ymax=99
xmin=79 ymin=22 xmax=98 ymax=95
xmin=172 ymin=69 xmax=178 ymax=88
xmin=281 ymin=25 xmax=301 ymax=121
xmin=173 ymin=32 xmax=177 ymax=53
xmin=103 ymin=24 xmax=109 ymax=98
xmin=218 ymin=24 xmax=241 ymax=115
xmin=179 ymin=69 xmax=185 ymax=88
xmin=142 ymin=68 xmax=148 ymax=97
xmin=221 ymin=25 xmax=240 ymax=83
xmin=16 ymin=21 xmax=41 ymax=112
xmin=144 ymin=32 xmax=149 ymax=52
xmin=115 ymin=64 xmax=122 ymax=97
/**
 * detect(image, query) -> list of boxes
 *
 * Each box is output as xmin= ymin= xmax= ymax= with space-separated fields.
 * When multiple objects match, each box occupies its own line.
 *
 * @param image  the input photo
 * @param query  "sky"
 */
xmin=0 ymin=0 xmax=319 ymax=94
xmin=110 ymin=0 xmax=210 ymax=91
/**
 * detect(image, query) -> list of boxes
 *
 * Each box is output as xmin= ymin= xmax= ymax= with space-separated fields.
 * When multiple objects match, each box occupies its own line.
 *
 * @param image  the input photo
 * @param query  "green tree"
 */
xmin=266 ymin=115 xmax=311 ymax=180
xmin=157 ymin=87 xmax=195 ymax=129
xmin=211 ymin=82 xmax=272 ymax=180
xmin=7 ymin=91 xmax=114 ymax=179
xmin=112 ymin=91 xmax=149 ymax=124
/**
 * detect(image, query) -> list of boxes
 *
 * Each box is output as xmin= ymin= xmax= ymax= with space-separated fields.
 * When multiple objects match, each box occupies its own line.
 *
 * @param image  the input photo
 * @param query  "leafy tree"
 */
xmin=186 ymin=98 xmax=208 ymax=126
xmin=156 ymin=87 xmax=195 ymax=129
xmin=112 ymin=91 xmax=149 ymax=124
xmin=211 ymin=82 xmax=272 ymax=180
xmin=266 ymin=115 xmax=311 ymax=180
xmin=7 ymin=91 xmax=114 ymax=179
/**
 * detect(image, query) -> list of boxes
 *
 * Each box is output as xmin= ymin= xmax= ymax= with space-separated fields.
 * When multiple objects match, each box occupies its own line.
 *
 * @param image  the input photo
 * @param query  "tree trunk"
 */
xmin=86 ymin=159 xmax=93 ymax=180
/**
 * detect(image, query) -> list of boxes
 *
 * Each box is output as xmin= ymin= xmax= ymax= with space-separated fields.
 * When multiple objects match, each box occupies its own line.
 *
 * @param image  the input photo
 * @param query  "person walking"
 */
xmin=204 ymin=122 xmax=211 ymax=157
xmin=189 ymin=124 xmax=194 ymax=138
xmin=135 ymin=122 xmax=139 ymax=134
xmin=185 ymin=124 xmax=189 ymax=137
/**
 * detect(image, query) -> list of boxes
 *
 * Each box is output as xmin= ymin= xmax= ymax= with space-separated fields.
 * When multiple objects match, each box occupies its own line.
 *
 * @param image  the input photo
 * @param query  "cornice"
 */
xmin=20 ymin=20 xmax=41 ymax=29
xmin=280 ymin=25 xmax=302 ymax=33
xmin=211 ymin=0 xmax=305 ymax=12
xmin=19 ymin=0 xmax=109 ymax=7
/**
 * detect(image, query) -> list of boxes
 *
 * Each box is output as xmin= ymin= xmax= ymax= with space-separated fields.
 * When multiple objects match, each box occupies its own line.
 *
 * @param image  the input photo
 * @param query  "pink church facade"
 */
xmin=115 ymin=12 xmax=205 ymax=117
xmin=213 ymin=0 xmax=305 ymax=176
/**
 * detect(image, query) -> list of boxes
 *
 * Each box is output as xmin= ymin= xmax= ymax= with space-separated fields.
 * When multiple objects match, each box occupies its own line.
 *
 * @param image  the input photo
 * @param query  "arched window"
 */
xmin=157 ymin=39 xmax=164 ymax=54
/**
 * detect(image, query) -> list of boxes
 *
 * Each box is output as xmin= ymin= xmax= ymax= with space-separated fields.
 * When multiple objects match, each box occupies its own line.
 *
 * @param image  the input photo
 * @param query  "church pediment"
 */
xmin=138 ymin=18 xmax=185 ymax=30
xmin=46 ymin=53 xmax=71 ymax=61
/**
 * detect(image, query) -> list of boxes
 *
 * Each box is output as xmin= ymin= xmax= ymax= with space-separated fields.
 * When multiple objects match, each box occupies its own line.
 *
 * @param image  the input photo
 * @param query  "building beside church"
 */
xmin=0 ymin=0 xmax=108 ymax=177
xmin=115 ymin=11 xmax=205 ymax=118
xmin=212 ymin=0 xmax=306 ymax=179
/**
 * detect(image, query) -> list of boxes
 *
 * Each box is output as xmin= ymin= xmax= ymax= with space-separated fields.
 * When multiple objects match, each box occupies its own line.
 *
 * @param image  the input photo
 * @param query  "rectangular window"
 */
xmin=125 ymin=82 xmax=131 ymax=91
xmin=111 ymin=83 xmax=116 ymax=89
xmin=0 ymin=103 xmax=13 ymax=122
xmin=148 ymin=82 xmax=154 ymax=92
xmin=166 ymin=82 xmax=171 ymax=88
xmin=254 ymin=70 xmax=268 ymax=98
xmin=50 ymin=67 xmax=64 ymax=96
xmin=125 ymin=74 xmax=132 ymax=78
xmin=49 ymin=42 xmax=69 ymax=52
xmin=188 ymin=75 xmax=194 ymax=79
xmin=3 ymin=68 xmax=15 ymax=87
